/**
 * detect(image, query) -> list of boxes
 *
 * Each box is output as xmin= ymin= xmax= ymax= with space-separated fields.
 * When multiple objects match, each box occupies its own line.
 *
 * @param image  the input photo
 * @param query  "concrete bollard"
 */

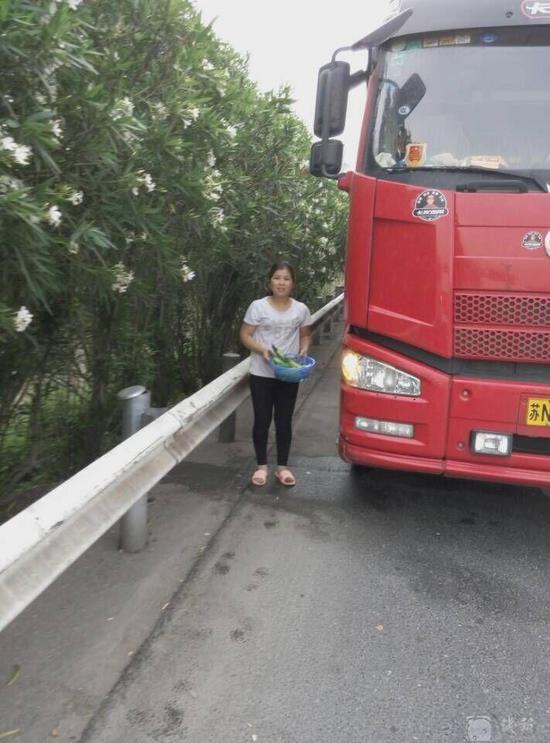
xmin=117 ymin=385 xmax=151 ymax=553
xmin=218 ymin=352 xmax=241 ymax=443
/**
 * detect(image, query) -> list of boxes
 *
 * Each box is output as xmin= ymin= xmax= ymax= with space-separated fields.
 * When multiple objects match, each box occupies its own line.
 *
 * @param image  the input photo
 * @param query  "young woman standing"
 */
xmin=240 ymin=261 xmax=312 ymax=487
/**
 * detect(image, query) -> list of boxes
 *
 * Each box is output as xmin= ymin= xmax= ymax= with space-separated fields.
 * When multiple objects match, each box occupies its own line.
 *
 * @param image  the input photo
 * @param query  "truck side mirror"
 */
xmin=309 ymin=140 xmax=343 ymax=178
xmin=314 ymin=61 xmax=351 ymax=138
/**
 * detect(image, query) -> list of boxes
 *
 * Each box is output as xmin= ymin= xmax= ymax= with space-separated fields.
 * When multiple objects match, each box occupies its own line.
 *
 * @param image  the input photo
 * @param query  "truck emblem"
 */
xmin=545 ymin=232 xmax=550 ymax=257
xmin=522 ymin=231 xmax=543 ymax=249
xmin=521 ymin=0 xmax=550 ymax=18
xmin=412 ymin=190 xmax=448 ymax=222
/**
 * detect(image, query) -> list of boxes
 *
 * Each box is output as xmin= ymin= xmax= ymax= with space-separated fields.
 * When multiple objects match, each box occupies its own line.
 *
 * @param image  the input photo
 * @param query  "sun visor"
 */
xmin=352 ymin=8 xmax=413 ymax=50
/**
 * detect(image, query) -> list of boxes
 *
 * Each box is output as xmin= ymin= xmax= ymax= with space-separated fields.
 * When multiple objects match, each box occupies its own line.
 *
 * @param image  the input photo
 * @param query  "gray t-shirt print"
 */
xmin=243 ymin=297 xmax=313 ymax=378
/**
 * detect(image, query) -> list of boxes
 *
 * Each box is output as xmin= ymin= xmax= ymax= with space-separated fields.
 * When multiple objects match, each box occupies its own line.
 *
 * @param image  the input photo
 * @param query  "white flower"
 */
xmin=203 ymin=61 xmax=214 ymax=72
xmin=151 ymin=102 xmax=168 ymax=119
xmin=52 ymin=119 xmax=63 ymax=138
xmin=13 ymin=145 xmax=32 ymax=165
xmin=0 ymin=136 xmax=17 ymax=152
xmin=132 ymin=186 xmax=139 ymax=196
xmin=203 ymin=171 xmax=223 ymax=202
xmin=67 ymin=0 xmax=83 ymax=9
xmin=143 ymin=173 xmax=155 ymax=192
xmin=68 ymin=240 xmax=79 ymax=254
xmin=188 ymin=107 xmax=200 ymax=121
xmin=47 ymin=205 xmax=62 ymax=226
xmin=0 ymin=175 xmax=22 ymax=192
xmin=120 ymin=97 xmax=133 ymax=114
xmin=206 ymin=150 xmax=216 ymax=168
xmin=180 ymin=260 xmax=196 ymax=283
xmin=111 ymin=262 xmax=134 ymax=293
xmin=226 ymin=125 xmax=238 ymax=138
xmin=44 ymin=60 xmax=62 ymax=77
xmin=210 ymin=207 xmax=227 ymax=231
xmin=70 ymin=190 xmax=84 ymax=205
xmin=14 ymin=306 xmax=33 ymax=333
xmin=111 ymin=97 xmax=134 ymax=120
xmin=182 ymin=107 xmax=200 ymax=127
xmin=121 ymin=130 xmax=138 ymax=146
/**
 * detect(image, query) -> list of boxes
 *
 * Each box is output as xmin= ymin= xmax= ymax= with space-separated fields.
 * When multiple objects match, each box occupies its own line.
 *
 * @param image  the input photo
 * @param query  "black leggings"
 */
xmin=249 ymin=374 xmax=300 ymax=466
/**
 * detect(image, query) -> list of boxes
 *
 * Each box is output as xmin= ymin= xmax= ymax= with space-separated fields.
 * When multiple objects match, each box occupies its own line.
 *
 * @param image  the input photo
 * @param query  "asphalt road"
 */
xmin=79 ymin=352 xmax=550 ymax=743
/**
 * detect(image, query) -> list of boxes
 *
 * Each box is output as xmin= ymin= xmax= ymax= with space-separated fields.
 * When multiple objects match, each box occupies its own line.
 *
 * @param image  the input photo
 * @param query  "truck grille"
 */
xmin=454 ymin=292 xmax=550 ymax=362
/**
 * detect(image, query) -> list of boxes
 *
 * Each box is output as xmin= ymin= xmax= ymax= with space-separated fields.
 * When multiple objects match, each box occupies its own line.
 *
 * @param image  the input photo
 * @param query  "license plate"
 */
xmin=526 ymin=398 xmax=550 ymax=426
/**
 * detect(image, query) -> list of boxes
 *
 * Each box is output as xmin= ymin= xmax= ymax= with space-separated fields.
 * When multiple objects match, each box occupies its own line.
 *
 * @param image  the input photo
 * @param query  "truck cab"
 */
xmin=312 ymin=0 xmax=550 ymax=486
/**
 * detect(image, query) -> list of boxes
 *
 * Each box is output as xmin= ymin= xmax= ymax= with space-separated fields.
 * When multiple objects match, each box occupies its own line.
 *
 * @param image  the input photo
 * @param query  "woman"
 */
xmin=240 ymin=261 xmax=312 ymax=487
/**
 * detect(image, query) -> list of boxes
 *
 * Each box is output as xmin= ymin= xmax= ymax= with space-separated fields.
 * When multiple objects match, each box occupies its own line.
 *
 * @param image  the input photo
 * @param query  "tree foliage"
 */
xmin=0 ymin=0 xmax=347 ymax=498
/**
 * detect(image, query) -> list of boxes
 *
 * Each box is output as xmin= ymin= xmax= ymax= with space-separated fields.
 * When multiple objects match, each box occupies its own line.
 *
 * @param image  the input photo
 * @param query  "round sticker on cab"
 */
xmin=412 ymin=189 xmax=449 ymax=222
xmin=522 ymin=231 xmax=543 ymax=250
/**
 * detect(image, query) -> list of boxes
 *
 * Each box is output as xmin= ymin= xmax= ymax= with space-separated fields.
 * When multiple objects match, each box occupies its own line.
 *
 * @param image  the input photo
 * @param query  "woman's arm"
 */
xmin=240 ymin=323 xmax=271 ymax=361
xmin=299 ymin=326 xmax=312 ymax=356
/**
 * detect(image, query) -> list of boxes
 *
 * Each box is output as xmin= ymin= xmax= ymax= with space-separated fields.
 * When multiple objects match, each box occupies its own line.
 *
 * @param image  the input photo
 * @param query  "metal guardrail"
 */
xmin=0 ymin=294 xmax=343 ymax=632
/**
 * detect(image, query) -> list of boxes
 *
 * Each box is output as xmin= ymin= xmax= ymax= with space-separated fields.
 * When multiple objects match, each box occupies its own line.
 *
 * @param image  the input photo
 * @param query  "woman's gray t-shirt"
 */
xmin=243 ymin=297 xmax=313 ymax=378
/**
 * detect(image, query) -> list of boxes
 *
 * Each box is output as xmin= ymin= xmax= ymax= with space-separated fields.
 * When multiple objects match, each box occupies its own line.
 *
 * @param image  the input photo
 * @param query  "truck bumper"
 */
xmin=340 ymin=337 xmax=550 ymax=488
xmin=339 ymin=438 xmax=550 ymax=487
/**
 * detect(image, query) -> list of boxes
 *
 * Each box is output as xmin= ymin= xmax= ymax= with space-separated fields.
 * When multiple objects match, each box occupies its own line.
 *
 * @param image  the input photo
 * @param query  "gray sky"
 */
xmin=192 ymin=0 xmax=390 ymax=166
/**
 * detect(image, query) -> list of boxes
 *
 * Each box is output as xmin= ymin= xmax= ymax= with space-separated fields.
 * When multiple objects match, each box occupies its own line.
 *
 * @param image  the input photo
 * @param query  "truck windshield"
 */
xmin=367 ymin=27 xmax=550 ymax=186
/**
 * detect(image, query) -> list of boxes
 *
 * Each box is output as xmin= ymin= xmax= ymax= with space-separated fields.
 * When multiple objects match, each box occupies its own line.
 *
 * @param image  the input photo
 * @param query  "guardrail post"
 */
xmin=323 ymin=294 xmax=333 ymax=338
xmin=313 ymin=295 xmax=324 ymax=346
xmin=335 ymin=285 xmax=344 ymax=320
xmin=218 ymin=352 xmax=241 ymax=442
xmin=117 ymin=385 xmax=151 ymax=553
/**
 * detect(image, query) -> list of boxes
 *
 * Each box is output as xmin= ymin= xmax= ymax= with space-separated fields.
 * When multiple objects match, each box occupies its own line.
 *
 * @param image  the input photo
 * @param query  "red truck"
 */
xmin=311 ymin=0 xmax=550 ymax=487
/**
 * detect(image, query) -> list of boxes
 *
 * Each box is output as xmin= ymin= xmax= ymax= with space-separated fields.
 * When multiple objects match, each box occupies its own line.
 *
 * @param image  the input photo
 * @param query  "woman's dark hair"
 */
xmin=267 ymin=261 xmax=295 ymax=294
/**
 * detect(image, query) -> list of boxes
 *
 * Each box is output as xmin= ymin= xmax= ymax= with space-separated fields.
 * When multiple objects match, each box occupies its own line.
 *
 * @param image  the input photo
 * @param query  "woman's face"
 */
xmin=270 ymin=268 xmax=294 ymax=298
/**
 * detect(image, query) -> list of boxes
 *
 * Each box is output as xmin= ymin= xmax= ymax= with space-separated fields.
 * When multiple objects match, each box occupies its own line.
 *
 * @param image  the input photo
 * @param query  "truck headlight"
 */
xmin=342 ymin=349 xmax=421 ymax=396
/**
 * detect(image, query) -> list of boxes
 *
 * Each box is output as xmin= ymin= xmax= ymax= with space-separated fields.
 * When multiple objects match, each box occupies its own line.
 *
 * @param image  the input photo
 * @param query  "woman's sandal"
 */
xmin=275 ymin=468 xmax=296 ymax=487
xmin=251 ymin=468 xmax=268 ymax=486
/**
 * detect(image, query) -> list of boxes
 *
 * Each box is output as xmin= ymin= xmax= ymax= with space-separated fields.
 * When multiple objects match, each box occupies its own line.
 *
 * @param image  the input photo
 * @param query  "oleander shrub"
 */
xmin=0 ymin=0 xmax=347 ymax=500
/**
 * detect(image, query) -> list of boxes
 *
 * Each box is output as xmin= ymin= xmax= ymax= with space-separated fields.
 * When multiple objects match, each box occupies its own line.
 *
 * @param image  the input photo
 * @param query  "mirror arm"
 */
xmin=331 ymin=45 xmax=354 ymax=63
xmin=349 ymin=70 xmax=368 ymax=90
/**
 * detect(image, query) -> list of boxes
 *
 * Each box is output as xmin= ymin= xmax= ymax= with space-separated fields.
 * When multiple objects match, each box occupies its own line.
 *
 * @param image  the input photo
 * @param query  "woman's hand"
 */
xmin=262 ymin=348 xmax=271 ymax=362
xmin=299 ymin=326 xmax=312 ymax=357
